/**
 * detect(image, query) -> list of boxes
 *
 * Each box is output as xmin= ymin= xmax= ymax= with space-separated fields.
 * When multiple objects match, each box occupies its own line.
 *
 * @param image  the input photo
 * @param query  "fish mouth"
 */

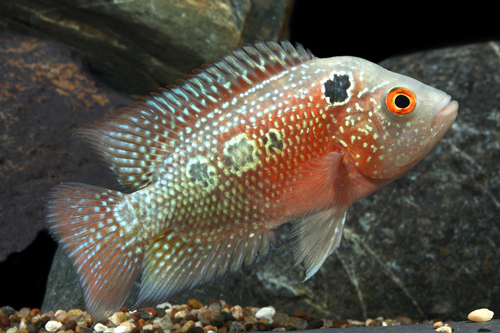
xmin=433 ymin=96 xmax=459 ymax=128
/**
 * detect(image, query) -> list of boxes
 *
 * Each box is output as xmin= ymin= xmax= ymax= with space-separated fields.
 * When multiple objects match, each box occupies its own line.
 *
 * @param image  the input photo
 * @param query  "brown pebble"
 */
xmin=67 ymin=310 xmax=83 ymax=318
xmin=185 ymin=314 xmax=198 ymax=322
xmin=181 ymin=320 xmax=195 ymax=333
xmin=253 ymin=321 xmax=269 ymax=331
xmin=138 ymin=319 xmax=146 ymax=328
xmin=0 ymin=313 xmax=10 ymax=328
xmin=171 ymin=309 xmax=180 ymax=319
xmin=64 ymin=320 xmax=77 ymax=331
xmin=144 ymin=307 xmax=157 ymax=318
xmin=202 ymin=325 xmax=217 ymax=332
xmin=292 ymin=311 xmax=307 ymax=319
xmin=78 ymin=327 xmax=93 ymax=333
xmin=192 ymin=327 xmax=204 ymax=333
xmin=395 ymin=316 xmax=412 ymax=325
xmin=330 ymin=319 xmax=346 ymax=328
xmin=10 ymin=314 xmax=21 ymax=324
xmin=20 ymin=329 xmax=29 ymax=333
xmin=187 ymin=300 xmax=204 ymax=310
xmin=130 ymin=327 xmax=140 ymax=333
xmin=29 ymin=309 xmax=41 ymax=318
xmin=434 ymin=321 xmax=444 ymax=329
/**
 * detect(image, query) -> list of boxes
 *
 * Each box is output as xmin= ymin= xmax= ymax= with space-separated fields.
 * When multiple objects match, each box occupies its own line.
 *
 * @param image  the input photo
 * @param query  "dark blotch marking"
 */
xmin=187 ymin=160 xmax=216 ymax=188
xmin=324 ymin=74 xmax=351 ymax=104
xmin=224 ymin=138 xmax=259 ymax=171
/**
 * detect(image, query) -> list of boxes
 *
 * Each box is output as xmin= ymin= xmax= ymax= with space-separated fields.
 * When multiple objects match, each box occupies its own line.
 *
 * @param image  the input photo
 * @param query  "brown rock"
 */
xmin=1 ymin=0 xmax=293 ymax=97
xmin=292 ymin=311 xmax=307 ymax=319
xmin=63 ymin=320 xmax=77 ymax=331
xmin=187 ymin=300 xmax=204 ymax=310
xmin=28 ymin=310 xmax=40 ymax=319
xmin=0 ymin=313 xmax=10 ymax=328
xmin=144 ymin=307 xmax=156 ymax=318
xmin=395 ymin=316 xmax=413 ymax=325
xmin=181 ymin=320 xmax=195 ymax=333
xmin=202 ymin=325 xmax=217 ymax=333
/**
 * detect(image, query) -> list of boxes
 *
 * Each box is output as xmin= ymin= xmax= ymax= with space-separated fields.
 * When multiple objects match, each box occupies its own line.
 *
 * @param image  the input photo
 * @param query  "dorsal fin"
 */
xmin=76 ymin=41 xmax=315 ymax=190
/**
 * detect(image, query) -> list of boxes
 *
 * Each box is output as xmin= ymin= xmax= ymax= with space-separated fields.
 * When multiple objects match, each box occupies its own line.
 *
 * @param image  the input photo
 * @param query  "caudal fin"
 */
xmin=44 ymin=183 xmax=145 ymax=319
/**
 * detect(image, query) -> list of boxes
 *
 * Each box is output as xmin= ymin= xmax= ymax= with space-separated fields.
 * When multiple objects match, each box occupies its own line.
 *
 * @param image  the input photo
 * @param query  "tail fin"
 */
xmin=44 ymin=183 xmax=145 ymax=319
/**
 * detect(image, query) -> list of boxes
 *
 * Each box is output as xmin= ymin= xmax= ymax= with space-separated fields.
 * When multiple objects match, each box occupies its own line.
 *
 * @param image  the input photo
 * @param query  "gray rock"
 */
xmin=1 ymin=0 xmax=293 ymax=96
xmin=13 ymin=31 xmax=497 ymax=318
xmin=0 ymin=31 xmax=133 ymax=262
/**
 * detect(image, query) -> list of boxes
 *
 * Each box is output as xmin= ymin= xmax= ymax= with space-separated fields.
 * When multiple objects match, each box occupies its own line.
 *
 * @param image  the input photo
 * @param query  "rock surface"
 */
xmin=40 ymin=40 xmax=500 ymax=319
xmin=0 ymin=31 xmax=134 ymax=262
xmin=1 ymin=0 xmax=293 ymax=96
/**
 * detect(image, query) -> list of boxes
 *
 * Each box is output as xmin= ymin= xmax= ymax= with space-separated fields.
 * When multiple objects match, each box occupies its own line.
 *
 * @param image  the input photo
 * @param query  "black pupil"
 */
xmin=395 ymin=94 xmax=411 ymax=109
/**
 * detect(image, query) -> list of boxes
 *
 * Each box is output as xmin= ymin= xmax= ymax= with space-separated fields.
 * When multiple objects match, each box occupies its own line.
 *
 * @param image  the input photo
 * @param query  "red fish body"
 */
xmin=45 ymin=41 xmax=458 ymax=318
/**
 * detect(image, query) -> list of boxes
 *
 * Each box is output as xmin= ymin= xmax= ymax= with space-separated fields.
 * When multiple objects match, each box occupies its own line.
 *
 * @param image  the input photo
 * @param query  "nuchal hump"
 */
xmin=45 ymin=41 xmax=458 ymax=319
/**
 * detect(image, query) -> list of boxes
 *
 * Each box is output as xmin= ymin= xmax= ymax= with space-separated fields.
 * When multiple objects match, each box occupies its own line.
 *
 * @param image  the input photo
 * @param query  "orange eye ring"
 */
xmin=385 ymin=87 xmax=416 ymax=116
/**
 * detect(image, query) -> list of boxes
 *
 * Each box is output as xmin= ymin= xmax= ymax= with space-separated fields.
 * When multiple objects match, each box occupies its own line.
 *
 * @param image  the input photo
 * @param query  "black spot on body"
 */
xmin=264 ymin=129 xmax=284 ymax=153
xmin=324 ymin=74 xmax=351 ymax=104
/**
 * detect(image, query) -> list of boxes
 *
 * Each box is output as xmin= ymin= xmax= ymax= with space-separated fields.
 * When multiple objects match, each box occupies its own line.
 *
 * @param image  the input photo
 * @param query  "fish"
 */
xmin=44 ymin=41 xmax=458 ymax=319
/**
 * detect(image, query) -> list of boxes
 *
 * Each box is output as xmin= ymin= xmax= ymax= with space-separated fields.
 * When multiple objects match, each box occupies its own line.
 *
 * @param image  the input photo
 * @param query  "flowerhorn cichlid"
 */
xmin=45 ymin=41 xmax=458 ymax=318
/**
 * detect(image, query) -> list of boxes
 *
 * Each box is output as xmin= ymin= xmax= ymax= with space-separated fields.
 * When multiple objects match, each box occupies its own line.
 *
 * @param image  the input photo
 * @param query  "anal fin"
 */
xmin=133 ymin=229 xmax=279 ymax=309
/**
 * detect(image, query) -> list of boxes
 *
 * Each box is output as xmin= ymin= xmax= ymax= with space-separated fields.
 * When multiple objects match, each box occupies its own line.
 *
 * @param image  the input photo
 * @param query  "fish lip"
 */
xmin=433 ymin=97 xmax=459 ymax=128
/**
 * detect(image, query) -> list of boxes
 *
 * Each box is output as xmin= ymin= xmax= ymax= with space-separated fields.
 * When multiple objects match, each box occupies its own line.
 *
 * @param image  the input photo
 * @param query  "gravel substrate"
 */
xmin=0 ymin=301 xmax=438 ymax=333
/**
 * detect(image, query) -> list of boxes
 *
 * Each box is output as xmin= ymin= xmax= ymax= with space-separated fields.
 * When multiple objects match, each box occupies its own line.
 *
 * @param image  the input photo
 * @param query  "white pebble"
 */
xmin=255 ymin=306 xmax=276 ymax=323
xmin=468 ymin=308 xmax=494 ymax=322
xmin=19 ymin=318 xmax=28 ymax=330
xmin=45 ymin=320 xmax=63 ymax=332
xmin=436 ymin=325 xmax=453 ymax=333
xmin=142 ymin=324 xmax=154 ymax=331
xmin=114 ymin=326 xmax=130 ymax=333
xmin=94 ymin=323 xmax=109 ymax=332
xmin=157 ymin=301 xmax=172 ymax=309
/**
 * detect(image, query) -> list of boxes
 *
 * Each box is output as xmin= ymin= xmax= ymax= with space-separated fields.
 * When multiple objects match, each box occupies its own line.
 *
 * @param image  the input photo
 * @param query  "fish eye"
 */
xmin=385 ymin=87 xmax=416 ymax=116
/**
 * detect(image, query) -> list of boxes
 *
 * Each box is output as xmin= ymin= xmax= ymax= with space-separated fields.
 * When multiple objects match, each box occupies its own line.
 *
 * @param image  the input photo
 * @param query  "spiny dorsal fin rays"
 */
xmin=44 ymin=183 xmax=146 ymax=319
xmin=132 ymin=229 xmax=280 ymax=310
xmin=76 ymin=41 xmax=314 ymax=192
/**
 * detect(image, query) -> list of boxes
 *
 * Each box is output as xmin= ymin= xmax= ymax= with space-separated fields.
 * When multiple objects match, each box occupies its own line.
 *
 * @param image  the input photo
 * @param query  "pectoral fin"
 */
xmin=291 ymin=205 xmax=348 ymax=281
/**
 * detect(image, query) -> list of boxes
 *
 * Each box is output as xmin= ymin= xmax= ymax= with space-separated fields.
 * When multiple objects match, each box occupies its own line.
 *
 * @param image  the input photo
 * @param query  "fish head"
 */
xmin=368 ymin=67 xmax=458 ymax=179
xmin=319 ymin=57 xmax=458 ymax=180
